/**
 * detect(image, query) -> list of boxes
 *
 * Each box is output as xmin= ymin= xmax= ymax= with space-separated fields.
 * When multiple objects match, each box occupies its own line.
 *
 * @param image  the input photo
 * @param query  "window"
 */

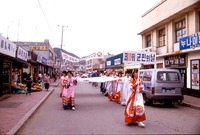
xmin=158 ymin=28 xmax=165 ymax=47
xmin=146 ymin=34 xmax=151 ymax=47
xmin=157 ymin=71 xmax=180 ymax=81
xmin=175 ymin=19 xmax=186 ymax=43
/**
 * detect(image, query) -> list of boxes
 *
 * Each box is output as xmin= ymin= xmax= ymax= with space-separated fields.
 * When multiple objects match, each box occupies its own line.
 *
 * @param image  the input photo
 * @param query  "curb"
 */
xmin=6 ymin=88 xmax=55 ymax=135
xmin=181 ymin=102 xmax=200 ymax=110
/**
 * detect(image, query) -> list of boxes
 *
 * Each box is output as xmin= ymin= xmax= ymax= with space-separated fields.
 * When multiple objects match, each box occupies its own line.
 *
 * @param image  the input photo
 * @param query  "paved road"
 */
xmin=18 ymin=82 xmax=200 ymax=134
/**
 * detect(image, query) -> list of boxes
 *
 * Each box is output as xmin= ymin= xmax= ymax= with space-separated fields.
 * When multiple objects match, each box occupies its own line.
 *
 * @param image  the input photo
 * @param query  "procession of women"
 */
xmin=59 ymin=69 xmax=146 ymax=128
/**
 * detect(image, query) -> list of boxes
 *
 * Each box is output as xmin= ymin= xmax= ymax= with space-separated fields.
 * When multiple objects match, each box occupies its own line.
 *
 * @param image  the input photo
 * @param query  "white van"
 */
xmin=139 ymin=68 xmax=184 ymax=105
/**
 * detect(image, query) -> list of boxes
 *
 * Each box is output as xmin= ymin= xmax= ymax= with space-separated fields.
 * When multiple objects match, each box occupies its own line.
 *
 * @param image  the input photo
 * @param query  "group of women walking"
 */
xmin=60 ymin=70 xmax=78 ymax=110
xmin=101 ymin=70 xmax=146 ymax=127
xmin=59 ymin=69 xmax=146 ymax=127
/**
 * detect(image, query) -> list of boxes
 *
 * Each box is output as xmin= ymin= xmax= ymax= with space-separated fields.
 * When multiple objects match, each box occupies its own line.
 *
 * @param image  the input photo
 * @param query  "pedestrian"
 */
xmin=44 ymin=73 xmax=51 ymax=91
xmin=114 ymin=71 xmax=124 ymax=103
xmin=60 ymin=71 xmax=68 ymax=98
xmin=26 ymin=73 xmax=32 ymax=95
xmin=107 ymin=70 xmax=117 ymax=101
xmin=121 ymin=70 xmax=132 ymax=106
xmin=65 ymin=70 xmax=78 ymax=110
xmin=124 ymin=71 xmax=146 ymax=127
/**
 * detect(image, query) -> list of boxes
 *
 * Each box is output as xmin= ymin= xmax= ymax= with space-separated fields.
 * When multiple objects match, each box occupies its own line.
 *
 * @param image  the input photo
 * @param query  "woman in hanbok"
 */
xmin=60 ymin=71 xmax=68 ymax=98
xmin=121 ymin=70 xmax=132 ymax=105
xmin=124 ymin=71 xmax=146 ymax=127
xmin=64 ymin=71 xmax=77 ymax=110
xmin=107 ymin=70 xmax=117 ymax=101
xmin=114 ymin=71 xmax=124 ymax=103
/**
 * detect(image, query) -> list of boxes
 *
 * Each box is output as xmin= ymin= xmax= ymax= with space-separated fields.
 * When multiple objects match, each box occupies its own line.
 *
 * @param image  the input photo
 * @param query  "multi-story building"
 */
xmin=14 ymin=39 xmax=56 ymax=77
xmin=138 ymin=0 xmax=200 ymax=93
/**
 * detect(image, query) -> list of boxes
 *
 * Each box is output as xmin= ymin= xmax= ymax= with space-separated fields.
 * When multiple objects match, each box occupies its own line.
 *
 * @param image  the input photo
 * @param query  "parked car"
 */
xmin=139 ymin=68 xmax=184 ymax=106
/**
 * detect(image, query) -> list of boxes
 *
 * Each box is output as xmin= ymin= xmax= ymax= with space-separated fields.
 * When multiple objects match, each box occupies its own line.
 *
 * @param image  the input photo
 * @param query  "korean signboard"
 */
xmin=85 ymin=51 xmax=104 ymax=60
xmin=114 ymin=58 xmax=121 ymax=65
xmin=164 ymin=54 xmax=186 ymax=68
xmin=17 ymin=46 xmax=28 ymax=61
xmin=29 ymin=45 xmax=48 ymax=51
xmin=179 ymin=32 xmax=200 ymax=50
xmin=61 ymin=52 xmax=79 ymax=63
xmin=123 ymin=51 xmax=156 ymax=64
xmin=0 ymin=35 xmax=17 ymax=58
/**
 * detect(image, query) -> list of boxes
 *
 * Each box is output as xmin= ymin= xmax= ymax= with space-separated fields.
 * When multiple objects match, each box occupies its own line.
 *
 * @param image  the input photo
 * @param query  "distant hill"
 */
xmin=53 ymin=47 xmax=80 ymax=59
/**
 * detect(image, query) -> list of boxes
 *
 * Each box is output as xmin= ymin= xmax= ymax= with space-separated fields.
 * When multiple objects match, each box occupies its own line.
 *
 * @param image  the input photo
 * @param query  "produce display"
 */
xmin=32 ymin=83 xmax=42 ymax=92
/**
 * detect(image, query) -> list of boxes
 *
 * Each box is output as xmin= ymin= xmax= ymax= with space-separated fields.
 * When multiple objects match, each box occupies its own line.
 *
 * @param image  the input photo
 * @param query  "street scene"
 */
xmin=16 ymin=82 xmax=200 ymax=134
xmin=0 ymin=0 xmax=200 ymax=135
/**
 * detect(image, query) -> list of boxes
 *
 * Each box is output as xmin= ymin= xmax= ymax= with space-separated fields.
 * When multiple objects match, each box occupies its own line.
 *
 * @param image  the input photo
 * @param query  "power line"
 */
xmin=37 ymin=0 xmax=51 ymax=30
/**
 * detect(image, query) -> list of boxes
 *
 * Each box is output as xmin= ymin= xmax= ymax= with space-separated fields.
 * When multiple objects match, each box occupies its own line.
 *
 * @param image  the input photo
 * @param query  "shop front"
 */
xmin=164 ymin=54 xmax=187 ymax=88
xmin=179 ymin=32 xmax=200 ymax=96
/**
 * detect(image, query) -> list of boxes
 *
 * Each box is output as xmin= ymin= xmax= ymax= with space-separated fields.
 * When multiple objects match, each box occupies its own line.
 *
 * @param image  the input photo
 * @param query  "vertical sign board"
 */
xmin=123 ymin=51 xmax=156 ymax=65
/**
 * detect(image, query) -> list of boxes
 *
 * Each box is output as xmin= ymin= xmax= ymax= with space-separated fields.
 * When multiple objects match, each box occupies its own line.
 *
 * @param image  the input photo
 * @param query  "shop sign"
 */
xmin=85 ymin=51 xmax=104 ymax=60
xmin=114 ymin=58 xmax=121 ymax=65
xmin=17 ymin=46 xmax=28 ymax=61
xmin=0 ymin=35 xmax=17 ymax=58
xmin=164 ymin=54 xmax=186 ymax=68
xmin=179 ymin=32 xmax=200 ymax=50
xmin=41 ymin=57 xmax=47 ymax=65
xmin=37 ymin=54 xmax=43 ymax=63
xmin=61 ymin=52 xmax=79 ymax=63
xmin=29 ymin=45 xmax=48 ymax=51
xmin=107 ymin=60 xmax=111 ymax=66
xmin=47 ymin=59 xmax=54 ymax=66
xmin=123 ymin=51 xmax=156 ymax=64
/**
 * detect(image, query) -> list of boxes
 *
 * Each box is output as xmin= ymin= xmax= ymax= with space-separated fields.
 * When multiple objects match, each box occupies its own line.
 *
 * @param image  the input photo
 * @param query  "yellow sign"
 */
xmin=29 ymin=46 xmax=48 ymax=50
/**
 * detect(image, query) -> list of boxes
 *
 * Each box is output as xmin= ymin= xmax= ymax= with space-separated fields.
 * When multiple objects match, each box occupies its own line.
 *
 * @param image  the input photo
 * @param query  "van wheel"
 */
xmin=143 ymin=94 xmax=152 ymax=106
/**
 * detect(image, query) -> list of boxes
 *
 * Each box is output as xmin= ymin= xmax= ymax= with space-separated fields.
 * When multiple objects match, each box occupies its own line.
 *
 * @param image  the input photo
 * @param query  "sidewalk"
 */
xmin=0 ymin=80 xmax=60 ymax=135
xmin=0 ymin=80 xmax=199 ymax=135
xmin=182 ymin=95 xmax=200 ymax=110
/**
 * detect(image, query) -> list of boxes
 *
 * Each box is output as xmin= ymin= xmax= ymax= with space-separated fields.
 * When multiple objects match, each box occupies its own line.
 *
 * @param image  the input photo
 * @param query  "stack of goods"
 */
xmin=32 ymin=83 xmax=42 ymax=92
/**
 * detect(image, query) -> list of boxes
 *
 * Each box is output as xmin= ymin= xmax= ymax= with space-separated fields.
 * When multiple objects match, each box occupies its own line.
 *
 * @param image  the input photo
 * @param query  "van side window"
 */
xmin=143 ymin=71 xmax=152 ymax=81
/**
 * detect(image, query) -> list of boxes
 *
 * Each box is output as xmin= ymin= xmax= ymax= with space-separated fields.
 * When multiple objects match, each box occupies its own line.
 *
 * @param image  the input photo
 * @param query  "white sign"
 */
xmin=17 ymin=46 xmax=28 ymax=61
xmin=107 ymin=60 xmax=111 ymax=66
xmin=85 ymin=51 xmax=104 ymax=60
xmin=61 ymin=52 xmax=79 ymax=63
xmin=123 ymin=51 xmax=156 ymax=64
xmin=0 ymin=35 xmax=17 ymax=58
xmin=114 ymin=58 xmax=121 ymax=65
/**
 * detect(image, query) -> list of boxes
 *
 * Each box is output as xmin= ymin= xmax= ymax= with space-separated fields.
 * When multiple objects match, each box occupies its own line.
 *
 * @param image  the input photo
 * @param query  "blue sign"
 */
xmin=42 ymin=57 xmax=47 ymax=65
xmin=179 ymin=32 xmax=200 ymax=50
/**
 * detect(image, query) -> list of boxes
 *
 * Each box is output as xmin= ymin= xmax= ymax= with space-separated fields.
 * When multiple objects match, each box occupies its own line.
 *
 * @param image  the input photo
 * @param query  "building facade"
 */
xmin=139 ymin=0 xmax=200 ymax=92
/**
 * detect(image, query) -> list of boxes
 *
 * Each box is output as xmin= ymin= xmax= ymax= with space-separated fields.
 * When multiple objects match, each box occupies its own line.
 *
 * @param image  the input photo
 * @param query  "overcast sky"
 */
xmin=0 ymin=0 xmax=161 ymax=58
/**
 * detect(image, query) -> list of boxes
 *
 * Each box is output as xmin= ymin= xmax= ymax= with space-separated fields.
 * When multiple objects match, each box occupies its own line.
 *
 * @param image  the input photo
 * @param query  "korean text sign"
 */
xmin=179 ymin=32 xmax=200 ymax=50
xmin=123 ymin=51 xmax=156 ymax=64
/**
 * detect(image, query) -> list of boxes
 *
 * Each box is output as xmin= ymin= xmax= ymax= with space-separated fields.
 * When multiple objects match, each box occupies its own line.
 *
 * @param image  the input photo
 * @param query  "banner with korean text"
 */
xmin=123 ymin=51 xmax=156 ymax=64
xmin=61 ymin=52 xmax=79 ymax=63
xmin=0 ymin=35 xmax=17 ymax=58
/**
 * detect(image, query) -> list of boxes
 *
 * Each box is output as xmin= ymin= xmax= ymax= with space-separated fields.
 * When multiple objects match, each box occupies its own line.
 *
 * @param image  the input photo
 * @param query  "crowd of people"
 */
xmin=49 ymin=69 xmax=146 ymax=127
xmin=99 ymin=69 xmax=146 ymax=128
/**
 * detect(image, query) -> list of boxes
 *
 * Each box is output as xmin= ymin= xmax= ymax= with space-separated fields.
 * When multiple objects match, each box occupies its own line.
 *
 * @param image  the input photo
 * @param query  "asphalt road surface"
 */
xmin=18 ymin=82 xmax=200 ymax=135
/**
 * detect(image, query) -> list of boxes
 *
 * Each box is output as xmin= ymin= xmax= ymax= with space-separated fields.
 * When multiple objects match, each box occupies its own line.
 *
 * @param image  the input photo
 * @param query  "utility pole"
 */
xmin=58 ymin=25 xmax=68 ymax=50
